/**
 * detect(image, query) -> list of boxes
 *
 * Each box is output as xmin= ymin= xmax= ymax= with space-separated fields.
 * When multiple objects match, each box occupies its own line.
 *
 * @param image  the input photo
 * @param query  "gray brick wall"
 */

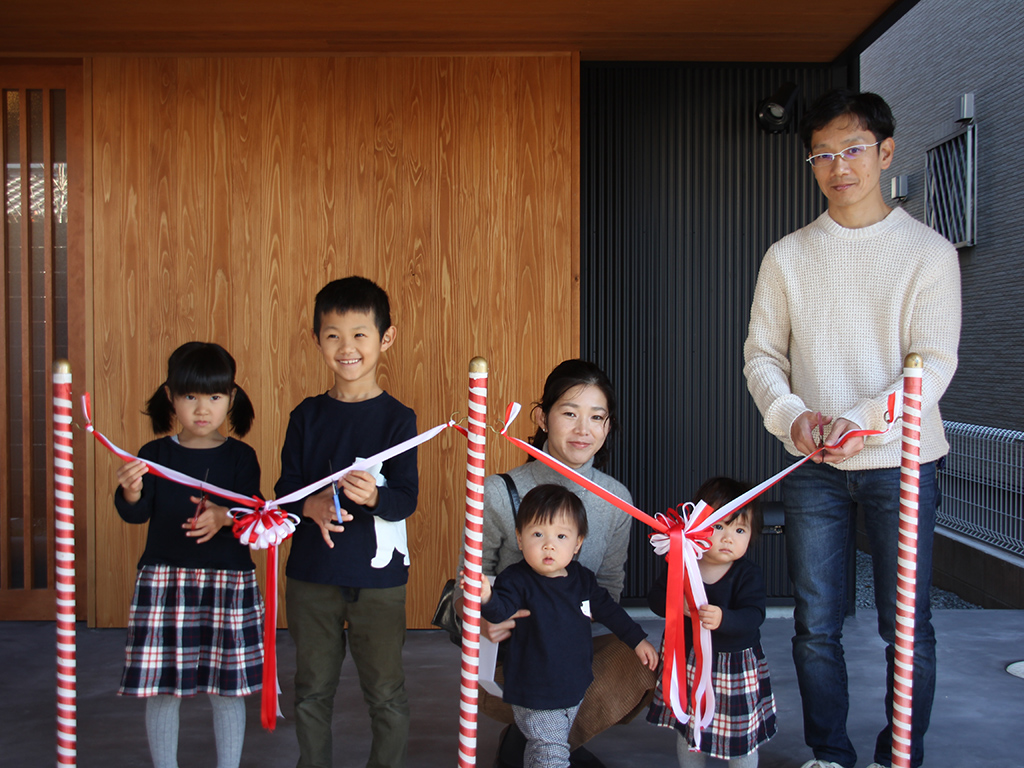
xmin=861 ymin=0 xmax=1024 ymax=431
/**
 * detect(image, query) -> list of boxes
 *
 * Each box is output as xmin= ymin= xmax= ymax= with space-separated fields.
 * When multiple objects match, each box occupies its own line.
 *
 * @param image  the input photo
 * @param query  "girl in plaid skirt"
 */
xmin=647 ymin=477 xmax=777 ymax=768
xmin=114 ymin=342 xmax=264 ymax=768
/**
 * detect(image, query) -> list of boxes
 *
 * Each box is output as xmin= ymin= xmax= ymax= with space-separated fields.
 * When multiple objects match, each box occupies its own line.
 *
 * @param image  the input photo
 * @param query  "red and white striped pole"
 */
xmin=458 ymin=357 xmax=488 ymax=768
xmin=53 ymin=360 xmax=77 ymax=766
xmin=891 ymin=353 xmax=923 ymax=768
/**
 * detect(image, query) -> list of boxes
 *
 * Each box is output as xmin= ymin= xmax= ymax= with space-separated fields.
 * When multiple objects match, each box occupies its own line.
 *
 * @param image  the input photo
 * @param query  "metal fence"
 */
xmin=937 ymin=421 xmax=1024 ymax=557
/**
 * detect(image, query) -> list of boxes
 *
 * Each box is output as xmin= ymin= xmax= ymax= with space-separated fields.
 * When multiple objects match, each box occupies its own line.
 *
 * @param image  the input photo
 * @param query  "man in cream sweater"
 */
xmin=743 ymin=89 xmax=961 ymax=768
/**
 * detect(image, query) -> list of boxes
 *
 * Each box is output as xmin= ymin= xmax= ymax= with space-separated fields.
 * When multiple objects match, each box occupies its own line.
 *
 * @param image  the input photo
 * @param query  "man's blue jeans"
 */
xmin=783 ymin=460 xmax=937 ymax=768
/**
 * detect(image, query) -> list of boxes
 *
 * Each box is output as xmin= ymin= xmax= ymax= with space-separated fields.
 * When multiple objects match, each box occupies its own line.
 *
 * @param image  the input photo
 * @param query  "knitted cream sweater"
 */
xmin=743 ymin=208 xmax=961 ymax=470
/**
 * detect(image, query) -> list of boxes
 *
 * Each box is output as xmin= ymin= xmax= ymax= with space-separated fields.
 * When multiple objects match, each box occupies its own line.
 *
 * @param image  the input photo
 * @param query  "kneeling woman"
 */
xmin=474 ymin=359 xmax=656 ymax=767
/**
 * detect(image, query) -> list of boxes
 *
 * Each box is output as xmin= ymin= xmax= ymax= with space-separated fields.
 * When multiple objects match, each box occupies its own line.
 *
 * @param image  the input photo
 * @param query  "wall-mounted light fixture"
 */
xmin=957 ymin=93 xmax=975 ymax=124
xmin=891 ymin=174 xmax=909 ymax=202
xmin=756 ymin=82 xmax=799 ymax=133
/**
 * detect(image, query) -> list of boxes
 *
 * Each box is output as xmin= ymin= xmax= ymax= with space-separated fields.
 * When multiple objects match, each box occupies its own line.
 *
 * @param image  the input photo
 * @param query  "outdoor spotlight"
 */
xmin=757 ymin=82 xmax=799 ymax=133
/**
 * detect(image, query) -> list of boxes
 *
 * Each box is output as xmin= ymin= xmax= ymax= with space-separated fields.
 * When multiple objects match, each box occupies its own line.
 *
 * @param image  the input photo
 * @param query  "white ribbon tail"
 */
xmin=501 ymin=402 xmax=522 ymax=431
xmin=672 ymin=537 xmax=716 ymax=748
xmin=690 ymin=609 xmax=715 ymax=751
xmin=668 ymin=650 xmax=686 ymax=725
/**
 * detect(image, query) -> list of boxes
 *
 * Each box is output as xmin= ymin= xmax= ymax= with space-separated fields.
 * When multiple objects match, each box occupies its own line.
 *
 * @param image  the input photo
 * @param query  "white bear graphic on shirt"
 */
xmin=359 ymin=458 xmax=411 ymax=569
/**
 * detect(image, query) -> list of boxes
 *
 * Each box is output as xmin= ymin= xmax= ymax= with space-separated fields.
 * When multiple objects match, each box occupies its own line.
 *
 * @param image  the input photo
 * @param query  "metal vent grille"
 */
xmin=924 ymin=124 xmax=976 ymax=248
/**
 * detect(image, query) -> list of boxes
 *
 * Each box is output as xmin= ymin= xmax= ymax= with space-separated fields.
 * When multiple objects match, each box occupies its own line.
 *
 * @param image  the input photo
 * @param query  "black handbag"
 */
xmin=431 ymin=577 xmax=462 ymax=646
xmin=432 ymin=473 xmax=520 ymax=647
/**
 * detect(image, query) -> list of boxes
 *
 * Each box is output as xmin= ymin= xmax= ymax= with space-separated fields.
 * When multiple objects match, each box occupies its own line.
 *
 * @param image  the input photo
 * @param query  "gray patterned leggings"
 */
xmin=511 ymin=702 xmax=582 ymax=768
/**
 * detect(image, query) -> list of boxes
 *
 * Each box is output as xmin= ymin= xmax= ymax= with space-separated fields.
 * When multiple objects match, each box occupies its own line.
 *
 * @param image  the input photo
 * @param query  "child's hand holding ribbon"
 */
xmin=338 ymin=470 xmax=380 ymax=508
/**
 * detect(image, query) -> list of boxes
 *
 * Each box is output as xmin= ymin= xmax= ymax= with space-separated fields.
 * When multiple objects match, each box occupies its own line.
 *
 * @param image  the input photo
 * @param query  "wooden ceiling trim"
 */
xmin=2 ymin=0 xmax=903 ymax=63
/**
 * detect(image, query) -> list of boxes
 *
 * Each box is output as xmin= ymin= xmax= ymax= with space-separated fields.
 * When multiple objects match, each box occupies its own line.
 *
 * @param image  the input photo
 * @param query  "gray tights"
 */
xmin=145 ymin=694 xmax=246 ymax=768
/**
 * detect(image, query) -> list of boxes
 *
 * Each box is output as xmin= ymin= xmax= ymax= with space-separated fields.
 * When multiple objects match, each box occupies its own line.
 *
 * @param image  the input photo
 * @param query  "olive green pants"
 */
xmin=287 ymin=578 xmax=408 ymax=768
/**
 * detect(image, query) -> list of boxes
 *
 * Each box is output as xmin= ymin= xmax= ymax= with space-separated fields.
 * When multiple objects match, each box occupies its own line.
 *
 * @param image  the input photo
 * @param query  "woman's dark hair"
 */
xmin=529 ymin=359 xmax=620 ymax=470
xmin=144 ymin=342 xmax=255 ymax=437
xmin=798 ymin=88 xmax=895 ymax=153
xmin=313 ymin=275 xmax=392 ymax=338
xmin=692 ymin=476 xmax=762 ymax=546
xmin=515 ymin=484 xmax=588 ymax=539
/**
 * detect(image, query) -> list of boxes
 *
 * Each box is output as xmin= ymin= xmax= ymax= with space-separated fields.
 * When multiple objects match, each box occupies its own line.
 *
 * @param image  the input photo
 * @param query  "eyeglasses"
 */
xmin=806 ymin=142 xmax=879 ymax=168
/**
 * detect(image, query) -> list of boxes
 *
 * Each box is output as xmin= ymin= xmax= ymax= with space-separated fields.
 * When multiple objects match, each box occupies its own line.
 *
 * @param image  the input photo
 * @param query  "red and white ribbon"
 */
xmin=265 ymin=420 xmax=455 ymax=515
xmin=891 ymin=358 xmax=923 ymax=768
xmin=82 ymin=393 xmax=455 ymax=524
xmin=81 ymin=394 xmax=262 ymax=509
xmin=82 ymin=392 xmax=455 ymax=730
xmin=499 ymin=401 xmax=891 ymax=749
xmin=54 ymin=363 xmax=77 ymax=766
xmin=458 ymin=359 xmax=488 ymax=767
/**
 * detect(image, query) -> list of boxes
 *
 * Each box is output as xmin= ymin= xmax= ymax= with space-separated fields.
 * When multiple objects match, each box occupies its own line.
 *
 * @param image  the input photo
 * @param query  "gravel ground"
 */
xmin=855 ymin=549 xmax=982 ymax=609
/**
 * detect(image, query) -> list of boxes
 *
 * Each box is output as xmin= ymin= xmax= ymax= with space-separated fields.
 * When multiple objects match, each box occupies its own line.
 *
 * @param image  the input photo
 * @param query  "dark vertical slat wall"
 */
xmin=581 ymin=63 xmax=835 ymax=598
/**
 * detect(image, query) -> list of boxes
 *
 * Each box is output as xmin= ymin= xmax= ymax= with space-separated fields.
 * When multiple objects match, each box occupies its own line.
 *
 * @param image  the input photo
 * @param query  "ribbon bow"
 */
xmin=232 ymin=508 xmax=299 ymax=550
xmin=651 ymin=500 xmax=735 ymax=740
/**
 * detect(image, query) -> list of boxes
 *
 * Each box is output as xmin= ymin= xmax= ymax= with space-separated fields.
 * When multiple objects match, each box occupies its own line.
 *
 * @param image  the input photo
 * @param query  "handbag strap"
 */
xmin=498 ymin=472 xmax=520 ymax=517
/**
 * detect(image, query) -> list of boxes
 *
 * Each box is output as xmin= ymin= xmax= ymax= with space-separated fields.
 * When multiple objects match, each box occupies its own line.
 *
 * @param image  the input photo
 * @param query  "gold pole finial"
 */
xmin=469 ymin=356 xmax=488 ymax=373
xmin=904 ymin=353 xmax=922 ymax=369
xmin=53 ymin=359 xmax=72 ymax=375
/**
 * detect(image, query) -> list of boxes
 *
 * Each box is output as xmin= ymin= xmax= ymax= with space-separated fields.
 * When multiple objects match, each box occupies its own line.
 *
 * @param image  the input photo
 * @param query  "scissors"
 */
xmin=329 ymin=460 xmax=344 ymax=525
xmin=191 ymin=468 xmax=210 ymax=530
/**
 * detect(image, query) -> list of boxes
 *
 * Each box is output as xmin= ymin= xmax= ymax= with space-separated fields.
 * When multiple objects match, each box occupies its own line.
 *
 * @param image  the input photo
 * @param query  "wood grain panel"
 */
xmin=90 ymin=55 xmax=577 ymax=628
xmin=92 ymin=58 xmax=148 ymax=625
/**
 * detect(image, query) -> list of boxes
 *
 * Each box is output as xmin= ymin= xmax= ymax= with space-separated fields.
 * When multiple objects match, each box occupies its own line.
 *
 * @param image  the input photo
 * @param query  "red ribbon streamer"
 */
xmin=262 ymin=544 xmax=279 ymax=730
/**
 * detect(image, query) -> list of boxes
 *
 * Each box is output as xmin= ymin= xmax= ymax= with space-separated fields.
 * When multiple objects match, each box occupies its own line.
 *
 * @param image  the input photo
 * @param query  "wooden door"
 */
xmin=0 ymin=62 xmax=86 ymax=620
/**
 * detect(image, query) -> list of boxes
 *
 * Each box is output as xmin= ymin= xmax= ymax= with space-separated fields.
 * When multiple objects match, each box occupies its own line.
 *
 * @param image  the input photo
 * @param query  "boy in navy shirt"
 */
xmin=479 ymin=484 xmax=658 ymax=768
xmin=277 ymin=276 xmax=418 ymax=768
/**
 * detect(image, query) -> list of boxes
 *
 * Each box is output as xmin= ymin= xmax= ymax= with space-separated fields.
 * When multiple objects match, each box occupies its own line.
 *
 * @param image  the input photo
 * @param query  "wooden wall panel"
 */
xmin=90 ymin=55 xmax=578 ymax=628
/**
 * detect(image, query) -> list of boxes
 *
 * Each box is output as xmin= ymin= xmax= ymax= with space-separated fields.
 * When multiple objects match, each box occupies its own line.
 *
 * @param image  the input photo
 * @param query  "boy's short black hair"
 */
xmin=515 ymin=484 xmax=588 ymax=539
xmin=693 ymin=476 xmax=762 ymax=545
xmin=798 ymin=88 xmax=895 ymax=153
xmin=313 ymin=276 xmax=392 ymax=338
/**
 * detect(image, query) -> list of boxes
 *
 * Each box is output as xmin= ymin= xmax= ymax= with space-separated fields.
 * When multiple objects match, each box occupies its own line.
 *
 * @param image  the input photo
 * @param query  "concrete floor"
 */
xmin=3 ymin=610 xmax=1022 ymax=767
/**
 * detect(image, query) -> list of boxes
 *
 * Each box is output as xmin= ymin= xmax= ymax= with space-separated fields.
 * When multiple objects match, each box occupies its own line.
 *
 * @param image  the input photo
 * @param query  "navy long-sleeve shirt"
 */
xmin=482 ymin=560 xmax=647 ymax=710
xmin=647 ymin=557 xmax=766 ymax=653
xmin=276 ymin=391 xmax=418 ymax=589
xmin=114 ymin=436 xmax=260 ymax=571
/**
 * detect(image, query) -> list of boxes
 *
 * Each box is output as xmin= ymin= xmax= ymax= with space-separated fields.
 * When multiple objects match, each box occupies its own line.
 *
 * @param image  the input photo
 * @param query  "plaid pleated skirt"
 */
xmin=119 ymin=565 xmax=264 ymax=698
xmin=647 ymin=642 xmax=777 ymax=759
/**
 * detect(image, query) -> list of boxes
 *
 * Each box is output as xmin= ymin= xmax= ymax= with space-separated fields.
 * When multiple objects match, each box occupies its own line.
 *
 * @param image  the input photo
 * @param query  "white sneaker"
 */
xmin=799 ymin=761 xmax=846 ymax=768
